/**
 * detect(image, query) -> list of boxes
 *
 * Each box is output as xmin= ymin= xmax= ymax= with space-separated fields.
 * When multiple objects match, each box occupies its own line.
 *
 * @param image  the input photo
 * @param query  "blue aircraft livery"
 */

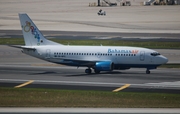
xmin=108 ymin=49 xmax=139 ymax=54
xmin=24 ymin=21 xmax=41 ymax=45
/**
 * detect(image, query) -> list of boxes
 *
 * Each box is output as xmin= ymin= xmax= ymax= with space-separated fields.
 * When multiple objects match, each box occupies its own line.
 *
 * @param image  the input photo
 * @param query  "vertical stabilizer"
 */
xmin=19 ymin=13 xmax=61 ymax=46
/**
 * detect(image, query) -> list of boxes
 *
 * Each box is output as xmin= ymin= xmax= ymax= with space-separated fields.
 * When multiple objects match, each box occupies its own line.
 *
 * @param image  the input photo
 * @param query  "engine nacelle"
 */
xmin=95 ymin=61 xmax=114 ymax=71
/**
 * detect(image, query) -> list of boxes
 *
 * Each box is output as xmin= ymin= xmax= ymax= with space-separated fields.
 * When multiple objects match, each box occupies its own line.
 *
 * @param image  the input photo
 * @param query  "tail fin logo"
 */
xmin=23 ymin=21 xmax=42 ymax=45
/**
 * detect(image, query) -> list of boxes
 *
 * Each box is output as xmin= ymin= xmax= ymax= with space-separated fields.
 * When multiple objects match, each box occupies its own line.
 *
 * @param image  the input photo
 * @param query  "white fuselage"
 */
xmin=22 ymin=45 xmax=168 ymax=70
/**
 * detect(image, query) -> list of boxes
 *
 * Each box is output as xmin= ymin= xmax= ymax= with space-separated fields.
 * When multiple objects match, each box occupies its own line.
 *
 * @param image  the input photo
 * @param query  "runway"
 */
xmin=0 ymin=45 xmax=180 ymax=93
xmin=0 ymin=64 xmax=180 ymax=93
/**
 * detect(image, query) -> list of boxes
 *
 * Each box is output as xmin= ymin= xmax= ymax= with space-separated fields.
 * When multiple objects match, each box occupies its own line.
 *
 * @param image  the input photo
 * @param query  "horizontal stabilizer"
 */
xmin=8 ymin=45 xmax=36 ymax=50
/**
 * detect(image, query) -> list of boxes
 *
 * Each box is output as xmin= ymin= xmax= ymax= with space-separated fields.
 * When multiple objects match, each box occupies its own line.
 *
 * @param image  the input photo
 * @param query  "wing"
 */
xmin=58 ymin=57 xmax=108 ymax=66
xmin=8 ymin=45 xmax=36 ymax=51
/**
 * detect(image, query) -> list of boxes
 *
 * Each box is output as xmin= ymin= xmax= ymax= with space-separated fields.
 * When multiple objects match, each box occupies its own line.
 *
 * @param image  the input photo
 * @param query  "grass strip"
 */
xmin=1 ymin=38 xmax=180 ymax=49
xmin=0 ymin=38 xmax=24 ymax=45
xmin=0 ymin=87 xmax=180 ymax=107
xmin=160 ymin=64 xmax=180 ymax=68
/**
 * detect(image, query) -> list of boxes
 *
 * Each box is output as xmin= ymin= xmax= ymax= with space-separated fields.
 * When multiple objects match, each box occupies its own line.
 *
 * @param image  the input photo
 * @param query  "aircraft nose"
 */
xmin=162 ymin=56 xmax=168 ymax=64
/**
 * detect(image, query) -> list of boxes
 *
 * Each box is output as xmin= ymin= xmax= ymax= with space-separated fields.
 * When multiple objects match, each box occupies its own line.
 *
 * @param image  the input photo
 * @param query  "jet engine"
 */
xmin=95 ymin=61 xmax=114 ymax=71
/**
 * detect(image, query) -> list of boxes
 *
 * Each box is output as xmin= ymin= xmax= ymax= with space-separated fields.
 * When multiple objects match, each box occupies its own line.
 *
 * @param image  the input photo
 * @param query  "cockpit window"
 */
xmin=151 ymin=52 xmax=160 ymax=56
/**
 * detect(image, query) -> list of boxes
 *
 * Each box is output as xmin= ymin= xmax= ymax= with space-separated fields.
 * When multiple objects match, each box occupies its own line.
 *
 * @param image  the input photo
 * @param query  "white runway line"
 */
xmin=145 ymin=81 xmax=180 ymax=87
xmin=0 ymin=108 xmax=180 ymax=113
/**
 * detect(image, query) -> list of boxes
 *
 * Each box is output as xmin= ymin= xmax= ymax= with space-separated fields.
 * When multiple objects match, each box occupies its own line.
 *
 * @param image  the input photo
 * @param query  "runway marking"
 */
xmin=0 ymin=79 xmax=127 ymax=86
xmin=113 ymin=84 xmax=131 ymax=92
xmin=14 ymin=80 xmax=34 ymax=88
xmin=1 ymin=79 xmax=180 ymax=88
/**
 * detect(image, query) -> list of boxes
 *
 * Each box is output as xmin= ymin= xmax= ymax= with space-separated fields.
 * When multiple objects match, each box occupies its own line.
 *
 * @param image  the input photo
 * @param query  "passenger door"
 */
xmin=140 ymin=51 xmax=145 ymax=61
xmin=46 ymin=49 xmax=51 ymax=59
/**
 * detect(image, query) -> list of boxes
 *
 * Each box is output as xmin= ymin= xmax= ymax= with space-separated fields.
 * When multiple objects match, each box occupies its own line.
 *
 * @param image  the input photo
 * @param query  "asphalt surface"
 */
xmin=1 ymin=30 xmax=180 ymax=42
xmin=0 ymin=65 xmax=180 ymax=93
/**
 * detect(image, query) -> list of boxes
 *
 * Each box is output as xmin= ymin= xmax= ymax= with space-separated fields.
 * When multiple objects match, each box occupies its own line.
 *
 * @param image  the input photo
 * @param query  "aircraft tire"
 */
xmin=85 ymin=69 xmax=92 ymax=74
xmin=146 ymin=70 xmax=150 ymax=74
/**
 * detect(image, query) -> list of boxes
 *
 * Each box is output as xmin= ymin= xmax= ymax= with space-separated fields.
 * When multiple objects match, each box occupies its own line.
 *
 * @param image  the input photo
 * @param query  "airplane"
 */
xmin=17 ymin=13 xmax=168 ymax=74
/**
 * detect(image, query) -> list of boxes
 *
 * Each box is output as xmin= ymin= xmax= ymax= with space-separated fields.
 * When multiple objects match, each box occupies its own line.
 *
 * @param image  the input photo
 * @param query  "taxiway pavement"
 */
xmin=1 ymin=30 xmax=180 ymax=40
xmin=0 ymin=63 xmax=180 ymax=93
xmin=0 ymin=0 xmax=180 ymax=33
xmin=0 ymin=45 xmax=180 ymax=93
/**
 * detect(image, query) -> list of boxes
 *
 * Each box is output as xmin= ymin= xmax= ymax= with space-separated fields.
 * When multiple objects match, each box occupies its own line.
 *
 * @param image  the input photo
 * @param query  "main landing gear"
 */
xmin=85 ymin=68 xmax=92 ymax=74
xmin=85 ymin=68 xmax=100 ymax=74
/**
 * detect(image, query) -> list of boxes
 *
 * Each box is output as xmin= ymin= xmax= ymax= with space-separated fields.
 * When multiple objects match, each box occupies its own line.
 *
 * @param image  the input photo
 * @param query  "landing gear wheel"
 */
xmin=146 ymin=70 xmax=150 ymax=74
xmin=85 ymin=69 xmax=92 ymax=74
xmin=94 ymin=69 xmax=100 ymax=74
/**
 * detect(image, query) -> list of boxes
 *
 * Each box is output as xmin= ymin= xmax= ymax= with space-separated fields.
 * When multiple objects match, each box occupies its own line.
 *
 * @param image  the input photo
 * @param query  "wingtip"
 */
xmin=18 ymin=12 xmax=27 ymax=15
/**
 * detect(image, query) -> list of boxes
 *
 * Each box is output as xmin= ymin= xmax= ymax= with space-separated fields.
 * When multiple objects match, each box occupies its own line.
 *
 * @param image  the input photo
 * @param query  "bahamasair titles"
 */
xmin=16 ymin=13 xmax=168 ymax=74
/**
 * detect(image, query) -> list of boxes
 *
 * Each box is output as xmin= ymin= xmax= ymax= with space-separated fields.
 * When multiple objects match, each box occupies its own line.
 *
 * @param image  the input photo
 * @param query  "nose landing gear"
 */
xmin=146 ymin=69 xmax=150 ymax=74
